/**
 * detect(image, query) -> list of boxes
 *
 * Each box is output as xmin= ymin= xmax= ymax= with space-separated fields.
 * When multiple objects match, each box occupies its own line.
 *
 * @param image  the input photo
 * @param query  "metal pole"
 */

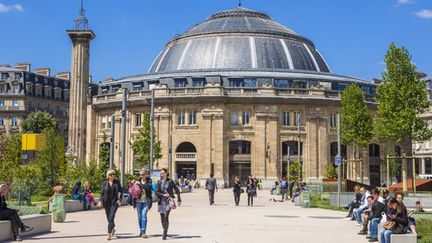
xmin=402 ymin=153 xmax=408 ymax=192
xmin=412 ymin=158 xmax=416 ymax=196
xmin=120 ymin=89 xmax=128 ymax=186
xmin=297 ymin=113 xmax=301 ymax=181
xmin=150 ymin=88 xmax=155 ymax=173
xmin=168 ymin=111 xmax=173 ymax=180
xmin=287 ymin=146 xmax=291 ymax=181
xmin=110 ymin=115 xmax=115 ymax=169
xmin=386 ymin=155 xmax=390 ymax=188
xmin=337 ymin=113 xmax=341 ymax=208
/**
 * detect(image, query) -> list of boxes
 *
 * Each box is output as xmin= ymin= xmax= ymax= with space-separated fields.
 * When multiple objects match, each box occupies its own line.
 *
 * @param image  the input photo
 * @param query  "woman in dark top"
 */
xmin=246 ymin=177 xmax=256 ymax=207
xmin=100 ymin=170 xmax=123 ymax=240
xmin=0 ymin=184 xmax=33 ymax=242
xmin=155 ymin=168 xmax=181 ymax=240
xmin=232 ymin=176 xmax=241 ymax=206
xmin=380 ymin=198 xmax=408 ymax=243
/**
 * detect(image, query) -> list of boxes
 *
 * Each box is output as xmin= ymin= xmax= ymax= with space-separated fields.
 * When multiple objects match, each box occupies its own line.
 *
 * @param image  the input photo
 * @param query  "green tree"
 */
xmin=374 ymin=43 xmax=432 ymax=190
xmin=341 ymin=84 xmax=373 ymax=163
xmin=98 ymin=133 xmax=111 ymax=185
xmin=130 ymin=112 xmax=162 ymax=169
xmin=35 ymin=128 xmax=65 ymax=195
xmin=324 ymin=164 xmax=338 ymax=179
xmin=0 ymin=134 xmax=22 ymax=185
xmin=21 ymin=112 xmax=57 ymax=133
xmin=288 ymin=160 xmax=302 ymax=183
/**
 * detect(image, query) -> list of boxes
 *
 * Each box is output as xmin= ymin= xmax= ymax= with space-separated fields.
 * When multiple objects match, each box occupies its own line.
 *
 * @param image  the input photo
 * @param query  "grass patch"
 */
xmin=310 ymin=197 xmax=346 ymax=212
xmin=414 ymin=214 xmax=432 ymax=243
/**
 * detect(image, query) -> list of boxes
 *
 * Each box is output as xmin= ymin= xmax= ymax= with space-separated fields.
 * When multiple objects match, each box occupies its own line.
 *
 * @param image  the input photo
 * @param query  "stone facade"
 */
xmin=0 ymin=64 xmax=69 ymax=138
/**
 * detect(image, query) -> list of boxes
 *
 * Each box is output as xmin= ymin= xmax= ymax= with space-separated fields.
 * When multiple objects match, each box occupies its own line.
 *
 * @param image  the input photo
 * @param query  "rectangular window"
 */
xmin=293 ymin=81 xmax=307 ymax=89
xmin=231 ymin=111 xmax=239 ymax=126
xmin=12 ymin=84 xmax=20 ymax=93
xmin=135 ymin=113 xmax=142 ymax=127
xmin=111 ymin=86 xmax=120 ymax=93
xmin=294 ymin=112 xmax=301 ymax=126
xmin=0 ymin=117 xmax=3 ymax=126
xmin=12 ymin=100 xmax=19 ymax=107
xmin=282 ymin=112 xmax=290 ymax=126
xmin=11 ymin=117 xmax=18 ymax=126
xmin=243 ymin=78 xmax=257 ymax=88
xmin=1 ymin=73 xmax=8 ymax=80
xmin=148 ymin=81 xmax=159 ymax=90
xmin=133 ymin=83 xmax=143 ymax=91
xmin=242 ymin=111 xmax=250 ymax=125
xmin=189 ymin=111 xmax=196 ymax=125
xmin=14 ymin=73 xmax=22 ymax=80
xmin=174 ymin=79 xmax=187 ymax=88
xmin=330 ymin=113 xmax=337 ymax=128
xmin=0 ymin=84 xmax=6 ymax=93
xmin=107 ymin=115 xmax=112 ymax=128
xmin=229 ymin=79 xmax=243 ymax=88
xmin=274 ymin=79 xmax=292 ymax=88
xmin=192 ymin=78 xmax=206 ymax=87
xmin=101 ymin=116 xmax=107 ymax=129
xmin=101 ymin=88 xmax=109 ymax=94
xmin=178 ymin=111 xmax=185 ymax=125
xmin=0 ymin=99 xmax=4 ymax=107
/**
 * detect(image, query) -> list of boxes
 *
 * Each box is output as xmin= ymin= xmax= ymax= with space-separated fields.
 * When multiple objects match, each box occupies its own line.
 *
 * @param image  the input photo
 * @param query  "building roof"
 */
xmin=148 ymin=7 xmax=330 ymax=74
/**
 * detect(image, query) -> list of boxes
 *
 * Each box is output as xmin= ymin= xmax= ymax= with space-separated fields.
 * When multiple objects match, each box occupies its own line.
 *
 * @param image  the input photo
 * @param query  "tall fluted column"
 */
xmin=67 ymin=30 xmax=95 ymax=164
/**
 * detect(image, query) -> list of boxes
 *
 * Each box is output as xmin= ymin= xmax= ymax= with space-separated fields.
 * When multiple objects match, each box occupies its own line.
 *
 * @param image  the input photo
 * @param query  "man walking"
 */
xmin=281 ymin=177 xmax=289 ymax=201
xmin=206 ymin=174 xmax=218 ymax=205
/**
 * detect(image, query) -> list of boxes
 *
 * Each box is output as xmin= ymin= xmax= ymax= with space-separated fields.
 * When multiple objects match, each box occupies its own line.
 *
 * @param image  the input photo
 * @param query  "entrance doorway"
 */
xmin=229 ymin=140 xmax=251 ymax=186
xmin=175 ymin=142 xmax=197 ymax=180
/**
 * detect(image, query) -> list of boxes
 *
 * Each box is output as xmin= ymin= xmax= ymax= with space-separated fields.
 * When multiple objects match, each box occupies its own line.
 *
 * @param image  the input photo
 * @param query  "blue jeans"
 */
xmin=137 ymin=202 xmax=150 ymax=233
xmin=354 ymin=207 xmax=366 ymax=224
xmin=380 ymin=229 xmax=393 ymax=243
xmin=369 ymin=218 xmax=380 ymax=238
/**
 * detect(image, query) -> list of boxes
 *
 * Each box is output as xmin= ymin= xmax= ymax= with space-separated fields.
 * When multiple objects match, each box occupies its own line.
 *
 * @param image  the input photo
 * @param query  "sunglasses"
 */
xmin=109 ymin=174 xmax=115 ymax=176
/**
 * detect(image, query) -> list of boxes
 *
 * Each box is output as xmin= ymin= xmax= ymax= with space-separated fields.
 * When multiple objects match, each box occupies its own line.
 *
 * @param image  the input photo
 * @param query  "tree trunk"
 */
xmin=402 ymin=136 xmax=412 ymax=192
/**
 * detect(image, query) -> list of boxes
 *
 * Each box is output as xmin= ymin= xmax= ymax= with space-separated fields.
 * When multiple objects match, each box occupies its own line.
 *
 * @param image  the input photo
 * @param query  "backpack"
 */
xmin=281 ymin=180 xmax=288 ymax=189
xmin=128 ymin=183 xmax=142 ymax=199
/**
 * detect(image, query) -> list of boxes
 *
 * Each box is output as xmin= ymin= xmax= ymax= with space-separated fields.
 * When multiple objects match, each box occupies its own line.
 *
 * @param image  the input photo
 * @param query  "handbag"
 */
xmin=168 ymin=198 xmax=177 ymax=210
xmin=383 ymin=221 xmax=396 ymax=230
xmin=240 ymin=189 xmax=245 ymax=194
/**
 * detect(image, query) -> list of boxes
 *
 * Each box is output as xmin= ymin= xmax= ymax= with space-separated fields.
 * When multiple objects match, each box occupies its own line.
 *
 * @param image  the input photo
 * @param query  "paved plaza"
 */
xmin=28 ymin=189 xmax=368 ymax=243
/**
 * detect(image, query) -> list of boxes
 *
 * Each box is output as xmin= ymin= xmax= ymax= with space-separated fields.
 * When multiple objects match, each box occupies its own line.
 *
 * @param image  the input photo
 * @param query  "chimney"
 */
xmin=14 ymin=63 xmax=31 ymax=72
xmin=56 ymin=72 xmax=71 ymax=80
xmin=34 ymin=67 xmax=51 ymax=77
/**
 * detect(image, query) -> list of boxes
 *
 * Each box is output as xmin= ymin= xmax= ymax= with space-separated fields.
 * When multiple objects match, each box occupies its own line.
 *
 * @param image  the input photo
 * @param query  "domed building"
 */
xmin=84 ymin=7 xmax=381 ymax=187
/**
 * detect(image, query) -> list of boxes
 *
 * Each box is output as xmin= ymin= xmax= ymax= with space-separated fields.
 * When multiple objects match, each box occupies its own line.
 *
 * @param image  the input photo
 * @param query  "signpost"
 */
xmin=337 ymin=113 xmax=342 ymax=208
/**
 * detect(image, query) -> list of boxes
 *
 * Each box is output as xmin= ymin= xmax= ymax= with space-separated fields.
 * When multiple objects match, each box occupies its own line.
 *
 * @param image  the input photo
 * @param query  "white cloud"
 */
xmin=0 ymin=2 xmax=25 ymax=13
xmin=416 ymin=9 xmax=432 ymax=19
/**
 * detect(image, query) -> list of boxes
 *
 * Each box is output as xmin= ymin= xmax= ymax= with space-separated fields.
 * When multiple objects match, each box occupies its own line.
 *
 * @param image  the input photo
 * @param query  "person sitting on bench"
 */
xmin=0 ymin=184 xmax=34 ymax=242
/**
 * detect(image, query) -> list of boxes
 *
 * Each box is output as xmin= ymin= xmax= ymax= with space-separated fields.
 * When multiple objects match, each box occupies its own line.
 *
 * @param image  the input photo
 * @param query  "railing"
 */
xmin=169 ymin=88 xmax=204 ymax=96
xmin=0 ymin=106 xmax=25 ymax=111
xmin=276 ymin=88 xmax=309 ymax=96
xmin=175 ymin=152 xmax=196 ymax=160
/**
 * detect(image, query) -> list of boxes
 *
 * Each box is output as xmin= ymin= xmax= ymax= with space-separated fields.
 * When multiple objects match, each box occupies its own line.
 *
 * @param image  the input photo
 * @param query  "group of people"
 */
xmin=270 ymin=178 xmax=308 ymax=204
xmin=100 ymin=168 xmax=181 ymax=241
xmin=71 ymin=181 xmax=97 ymax=209
xmin=345 ymin=185 xmax=423 ymax=242
xmin=231 ymin=175 xmax=258 ymax=207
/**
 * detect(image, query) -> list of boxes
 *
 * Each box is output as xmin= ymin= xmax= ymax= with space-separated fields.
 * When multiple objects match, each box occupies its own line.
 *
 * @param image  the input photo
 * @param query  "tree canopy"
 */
xmin=130 ymin=112 xmax=162 ymax=169
xmin=341 ymin=83 xmax=373 ymax=152
xmin=374 ymin=43 xmax=432 ymax=152
xmin=21 ymin=112 xmax=57 ymax=134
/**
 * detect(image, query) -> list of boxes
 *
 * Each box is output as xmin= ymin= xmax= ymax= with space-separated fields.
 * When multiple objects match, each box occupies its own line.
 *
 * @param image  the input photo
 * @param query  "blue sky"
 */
xmin=0 ymin=0 xmax=431 ymax=82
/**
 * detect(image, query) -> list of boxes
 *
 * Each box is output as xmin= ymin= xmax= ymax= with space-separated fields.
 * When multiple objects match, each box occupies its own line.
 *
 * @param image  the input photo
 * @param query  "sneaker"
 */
xmin=14 ymin=235 xmax=22 ymax=242
xmin=345 ymin=217 xmax=352 ymax=221
xmin=366 ymin=236 xmax=371 ymax=239
xmin=356 ymin=223 xmax=362 ymax=226
xmin=368 ymin=238 xmax=378 ymax=242
xmin=142 ymin=234 xmax=148 ymax=239
xmin=358 ymin=231 xmax=367 ymax=235
xmin=21 ymin=226 xmax=34 ymax=233
xmin=162 ymin=235 xmax=167 ymax=240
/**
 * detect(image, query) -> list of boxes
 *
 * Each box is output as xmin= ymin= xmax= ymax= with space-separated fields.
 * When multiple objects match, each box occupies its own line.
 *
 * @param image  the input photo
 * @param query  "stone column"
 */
xmin=67 ymin=30 xmax=95 ymax=164
xmin=421 ymin=158 xmax=426 ymax=175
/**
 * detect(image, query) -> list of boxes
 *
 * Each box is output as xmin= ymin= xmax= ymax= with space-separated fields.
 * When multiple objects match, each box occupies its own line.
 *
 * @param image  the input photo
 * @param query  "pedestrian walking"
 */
xmin=0 ymin=184 xmax=34 ymax=242
xmin=281 ymin=177 xmax=289 ymax=201
xmin=205 ymin=173 xmax=218 ymax=205
xmin=100 ymin=170 xmax=123 ymax=240
xmin=156 ymin=168 xmax=181 ymax=240
xmin=289 ymin=180 xmax=294 ymax=199
xmin=134 ymin=169 xmax=153 ymax=238
xmin=247 ymin=177 xmax=256 ymax=207
xmin=232 ymin=176 xmax=241 ymax=206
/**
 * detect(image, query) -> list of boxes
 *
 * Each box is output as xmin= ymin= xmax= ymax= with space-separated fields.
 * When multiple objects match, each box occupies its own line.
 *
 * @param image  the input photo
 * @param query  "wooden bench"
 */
xmin=0 ymin=214 xmax=51 ymax=242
